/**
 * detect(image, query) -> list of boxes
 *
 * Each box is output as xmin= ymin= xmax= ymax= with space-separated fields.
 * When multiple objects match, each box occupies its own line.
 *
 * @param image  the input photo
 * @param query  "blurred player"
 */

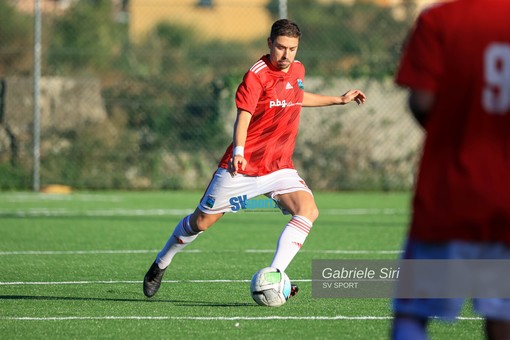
xmin=143 ymin=19 xmax=366 ymax=298
xmin=392 ymin=0 xmax=510 ymax=339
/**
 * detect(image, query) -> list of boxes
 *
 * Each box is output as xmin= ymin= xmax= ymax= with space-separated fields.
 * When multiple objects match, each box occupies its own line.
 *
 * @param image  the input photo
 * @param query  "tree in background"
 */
xmin=0 ymin=0 xmax=33 ymax=75
xmin=267 ymin=0 xmax=411 ymax=79
xmin=0 ymin=0 xmax=418 ymax=189
xmin=104 ymin=22 xmax=238 ymax=152
xmin=46 ymin=0 xmax=125 ymax=75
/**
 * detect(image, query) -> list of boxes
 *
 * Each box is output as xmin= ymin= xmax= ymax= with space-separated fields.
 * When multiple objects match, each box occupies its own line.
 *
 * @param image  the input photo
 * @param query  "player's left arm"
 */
xmin=302 ymin=89 xmax=366 ymax=107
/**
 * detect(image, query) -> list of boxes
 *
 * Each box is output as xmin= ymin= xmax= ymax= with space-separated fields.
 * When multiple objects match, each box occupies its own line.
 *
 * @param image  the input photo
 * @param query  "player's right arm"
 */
xmin=228 ymin=109 xmax=252 ymax=176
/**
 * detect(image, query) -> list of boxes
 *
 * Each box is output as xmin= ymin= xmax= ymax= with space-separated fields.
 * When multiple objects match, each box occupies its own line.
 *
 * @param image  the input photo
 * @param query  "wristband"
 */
xmin=233 ymin=146 xmax=244 ymax=157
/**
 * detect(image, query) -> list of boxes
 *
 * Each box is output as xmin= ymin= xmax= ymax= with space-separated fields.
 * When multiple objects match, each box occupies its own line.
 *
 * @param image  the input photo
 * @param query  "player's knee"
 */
xmin=309 ymin=206 xmax=319 ymax=223
xmin=298 ymin=206 xmax=319 ymax=223
xmin=191 ymin=215 xmax=211 ymax=232
xmin=190 ymin=210 xmax=222 ymax=232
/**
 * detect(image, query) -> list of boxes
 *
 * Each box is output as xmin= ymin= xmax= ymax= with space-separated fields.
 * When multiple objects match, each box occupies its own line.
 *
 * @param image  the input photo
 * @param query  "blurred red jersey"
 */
xmin=396 ymin=0 xmax=510 ymax=243
xmin=219 ymin=55 xmax=305 ymax=176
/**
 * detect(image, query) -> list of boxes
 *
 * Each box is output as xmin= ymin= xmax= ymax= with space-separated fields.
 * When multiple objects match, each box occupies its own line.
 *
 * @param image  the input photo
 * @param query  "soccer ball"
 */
xmin=250 ymin=267 xmax=291 ymax=307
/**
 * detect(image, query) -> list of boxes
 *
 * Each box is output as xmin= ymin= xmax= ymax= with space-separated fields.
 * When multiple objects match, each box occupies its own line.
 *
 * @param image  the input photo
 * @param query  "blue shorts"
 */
xmin=392 ymin=239 xmax=510 ymax=321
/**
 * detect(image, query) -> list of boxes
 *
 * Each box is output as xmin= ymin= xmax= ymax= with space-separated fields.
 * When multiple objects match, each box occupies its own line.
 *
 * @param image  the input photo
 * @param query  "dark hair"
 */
xmin=269 ymin=19 xmax=301 ymax=42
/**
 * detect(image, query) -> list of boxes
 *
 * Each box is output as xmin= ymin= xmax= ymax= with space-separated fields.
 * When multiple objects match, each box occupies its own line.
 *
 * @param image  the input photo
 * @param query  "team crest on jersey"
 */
xmin=297 ymin=79 xmax=304 ymax=90
xmin=205 ymin=195 xmax=215 ymax=208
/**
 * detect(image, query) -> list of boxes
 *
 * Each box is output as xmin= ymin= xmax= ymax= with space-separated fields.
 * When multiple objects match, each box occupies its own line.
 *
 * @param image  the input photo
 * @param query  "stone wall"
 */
xmin=0 ymin=77 xmax=110 ymax=167
xmin=296 ymin=78 xmax=423 ymax=190
xmin=0 ymin=76 xmax=423 ymax=190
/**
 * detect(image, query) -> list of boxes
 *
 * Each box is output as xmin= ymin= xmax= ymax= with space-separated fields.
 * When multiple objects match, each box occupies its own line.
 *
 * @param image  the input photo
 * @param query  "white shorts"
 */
xmin=198 ymin=168 xmax=312 ymax=214
xmin=393 ymin=239 xmax=510 ymax=321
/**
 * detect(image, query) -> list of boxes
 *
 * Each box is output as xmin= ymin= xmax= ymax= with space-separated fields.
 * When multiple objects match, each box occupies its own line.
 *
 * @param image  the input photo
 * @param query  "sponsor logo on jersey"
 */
xmin=285 ymin=82 xmax=294 ymax=90
xmin=269 ymin=99 xmax=287 ymax=108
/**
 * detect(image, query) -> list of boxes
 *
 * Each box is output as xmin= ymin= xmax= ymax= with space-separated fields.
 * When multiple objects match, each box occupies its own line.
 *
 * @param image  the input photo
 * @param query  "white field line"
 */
xmin=0 ymin=208 xmax=194 ymax=217
xmin=0 ymin=249 xmax=402 ymax=256
xmin=0 ymin=207 xmax=406 ymax=217
xmin=0 ymin=193 xmax=123 ymax=202
xmin=1 ymin=280 xmax=240 ymax=285
xmin=246 ymin=249 xmax=403 ymax=254
xmin=0 ymin=315 xmax=483 ymax=321
xmin=0 ymin=279 xmax=311 ymax=286
xmin=321 ymin=208 xmax=405 ymax=216
xmin=0 ymin=249 xmax=199 ymax=255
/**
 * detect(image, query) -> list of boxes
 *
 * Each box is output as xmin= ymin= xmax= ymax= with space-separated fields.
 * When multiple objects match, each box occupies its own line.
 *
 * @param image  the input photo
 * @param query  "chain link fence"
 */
xmin=0 ymin=0 xmax=428 ymax=191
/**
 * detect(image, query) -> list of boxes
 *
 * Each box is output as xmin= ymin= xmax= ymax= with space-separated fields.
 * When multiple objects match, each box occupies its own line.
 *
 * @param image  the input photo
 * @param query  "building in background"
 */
xmin=10 ymin=0 xmax=447 ymax=42
xmin=128 ymin=0 xmax=446 ymax=42
xmin=129 ymin=0 xmax=272 ymax=42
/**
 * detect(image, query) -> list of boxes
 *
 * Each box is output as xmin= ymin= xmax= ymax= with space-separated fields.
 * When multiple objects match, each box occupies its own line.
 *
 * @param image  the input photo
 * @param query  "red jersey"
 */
xmin=396 ymin=0 xmax=510 ymax=244
xmin=218 ymin=55 xmax=305 ymax=176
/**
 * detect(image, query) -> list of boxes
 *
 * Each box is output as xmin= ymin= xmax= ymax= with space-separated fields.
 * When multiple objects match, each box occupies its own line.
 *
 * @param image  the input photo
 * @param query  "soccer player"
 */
xmin=391 ymin=0 xmax=510 ymax=339
xmin=143 ymin=19 xmax=366 ymax=298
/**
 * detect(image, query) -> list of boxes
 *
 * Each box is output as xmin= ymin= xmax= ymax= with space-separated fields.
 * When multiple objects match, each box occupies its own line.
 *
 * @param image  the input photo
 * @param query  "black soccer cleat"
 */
xmin=289 ymin=284 xmax=299 ymax=299
xmin=143 ymin=261 xmax=167 ymax=298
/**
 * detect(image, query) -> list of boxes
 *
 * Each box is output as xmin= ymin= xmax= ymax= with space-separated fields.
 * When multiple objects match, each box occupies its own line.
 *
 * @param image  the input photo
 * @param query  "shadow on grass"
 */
xmin=0 ymin=295 xmax=253 ymax=307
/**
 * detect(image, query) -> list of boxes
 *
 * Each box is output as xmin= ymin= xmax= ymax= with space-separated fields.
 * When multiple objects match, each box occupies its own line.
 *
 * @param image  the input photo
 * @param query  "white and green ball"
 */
xmin=250 ymin=267 xmax=291 ymax=307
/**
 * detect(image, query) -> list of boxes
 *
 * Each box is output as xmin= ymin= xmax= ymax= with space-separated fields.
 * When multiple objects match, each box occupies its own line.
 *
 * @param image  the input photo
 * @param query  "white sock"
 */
xmin=156 ymin=214 xmax=201 ymax=269
xmin=270 ymin=215 xmax=312 ymax=272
